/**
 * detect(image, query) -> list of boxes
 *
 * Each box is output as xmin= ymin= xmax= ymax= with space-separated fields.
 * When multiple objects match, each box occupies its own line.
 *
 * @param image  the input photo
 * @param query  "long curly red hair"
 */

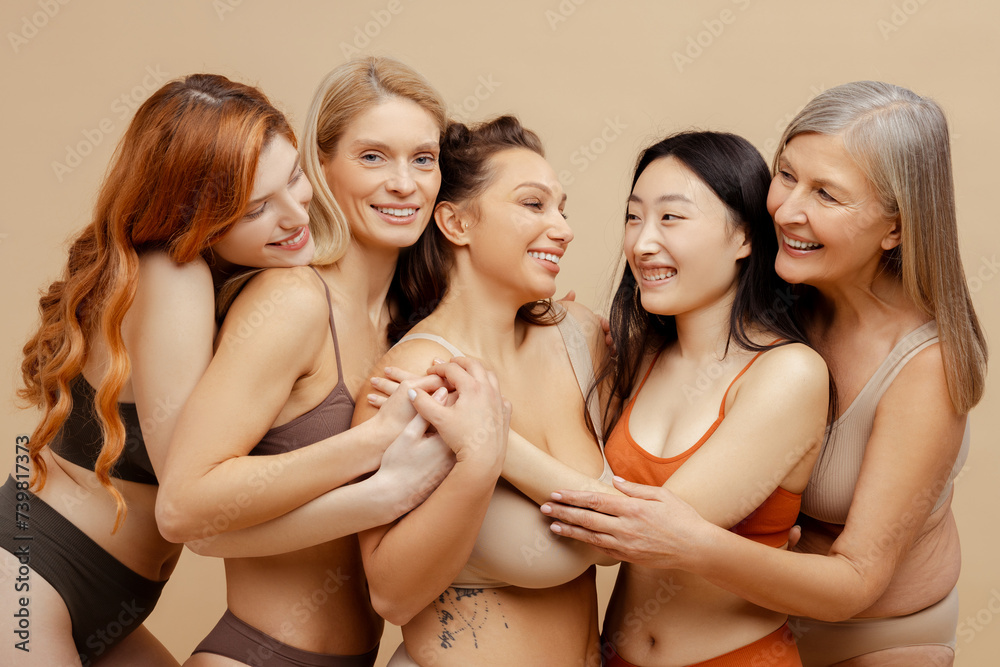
xmin=19 ymin=73 xmax=295 ymax=531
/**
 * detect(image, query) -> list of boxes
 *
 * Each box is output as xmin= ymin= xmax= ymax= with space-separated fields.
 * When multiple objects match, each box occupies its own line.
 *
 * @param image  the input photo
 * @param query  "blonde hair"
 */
xmin=301 ymin=56 xmax=447 ymax=265
xmin=774 ymin=81 xmax=987 ymax=413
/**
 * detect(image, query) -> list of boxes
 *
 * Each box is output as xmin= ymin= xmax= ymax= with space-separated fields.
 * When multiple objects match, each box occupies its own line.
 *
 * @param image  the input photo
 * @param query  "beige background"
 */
xmin=2 ymin=1 xmax=997 ymax=664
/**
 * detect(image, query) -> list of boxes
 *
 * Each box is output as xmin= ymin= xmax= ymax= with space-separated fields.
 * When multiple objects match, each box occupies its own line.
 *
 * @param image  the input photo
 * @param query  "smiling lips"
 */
xmin=373 ymin=205 xmax=418 ymax=223
xmin=640 ymin=267 xmax=677 ymax=282
xmin=269 ymin=226 xmax=309 ymax=250
xmin=782 ymin=233 xmax=823 ymax=251
xmin=528 ymin=249 xmax=563 ymax=274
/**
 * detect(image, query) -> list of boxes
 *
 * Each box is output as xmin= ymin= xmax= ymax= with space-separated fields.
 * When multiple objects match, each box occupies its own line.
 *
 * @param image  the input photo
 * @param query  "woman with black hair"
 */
xmin=523 ymin=131 xmax=830 ymax=666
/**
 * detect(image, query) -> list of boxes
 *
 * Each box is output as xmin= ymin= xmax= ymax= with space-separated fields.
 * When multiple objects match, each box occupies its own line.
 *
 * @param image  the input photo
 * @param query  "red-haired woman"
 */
xmin=1 ymin=74 xmax=317 ymax=666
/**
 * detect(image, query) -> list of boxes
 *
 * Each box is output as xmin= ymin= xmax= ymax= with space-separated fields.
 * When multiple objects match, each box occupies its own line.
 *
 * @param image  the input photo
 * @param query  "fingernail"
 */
xmin=613 ymin=476 xmax=625 ymax=483
xmin=550 ymin=523 xmax=563 ymax=533
xmin=432 ymin=358 xmax=446 ymax=365
xmin=540 ymin=504 xmax=551 ymax=513
xmin=370 ymin=377 xmax=380 ymax=387
xmin=367 ymin=394 xmax=378 ymax=405
xmin=550 ymin=492 xmax=563 ymax=501
xmin=407 ymin=389 xmax=417 ymax=401
xmin=433 ymin=387 xmax=447 ymax=402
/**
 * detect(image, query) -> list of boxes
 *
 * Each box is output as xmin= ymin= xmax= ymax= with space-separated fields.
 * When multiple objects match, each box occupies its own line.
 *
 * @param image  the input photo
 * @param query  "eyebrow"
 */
xmin=245 ymin=155 xmax=301 ymax=208
xmin=628 ymin=193 xmax=693 ymax=205
xmin=349 ymin=139 xmax=439 ymax=153
xmin=516 ymin=182 xmax=567 ymax=204
xmin=778 ymin=156 xmax=845 ymax=193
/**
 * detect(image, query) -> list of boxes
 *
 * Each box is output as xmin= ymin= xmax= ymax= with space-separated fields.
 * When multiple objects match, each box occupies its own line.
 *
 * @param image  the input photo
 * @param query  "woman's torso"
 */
xmin=30 ymin=343 xmax=181 ymax=584
xmin=797 ymin=318 xmax=965 ymax=617
xmin=221 ymin=267 xmax=384 ymax=654
xmin=401 ymin=311 xmax=611 ymax=666
xmin=604 ymin=344 xmax=809 ymax=665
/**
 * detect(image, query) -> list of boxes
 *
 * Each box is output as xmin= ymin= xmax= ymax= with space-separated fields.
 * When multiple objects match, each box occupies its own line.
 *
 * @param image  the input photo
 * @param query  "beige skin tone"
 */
xmin=154 ymin=99 xmax=477 ymax=666
xmin=356 ymin=148 xmax=613 ymax=666
xmin=522 ymin=156 xmax=828 ymax=665
xmin=0 ymin=137 xmax=317 ymax=666
xmin=546 ymin=134 xmax=965 ymax=667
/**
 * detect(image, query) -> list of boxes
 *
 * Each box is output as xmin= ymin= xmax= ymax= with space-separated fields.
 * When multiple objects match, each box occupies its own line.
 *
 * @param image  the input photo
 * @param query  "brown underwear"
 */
xmin=603 ymin=623 xmax=801 ymax=666
xmin=193 ymin=609 xmax=378 ymax=667
xmin=791 ymin=587 xmax=958 ymax=665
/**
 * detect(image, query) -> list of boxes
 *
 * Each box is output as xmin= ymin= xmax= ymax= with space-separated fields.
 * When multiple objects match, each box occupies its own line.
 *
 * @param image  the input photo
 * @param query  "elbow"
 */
xmin=154 ymin=487 xmax=202 ymax=544
xmin=806 ymin=580 xmax=884 ymax=622
xmin=369 ymin=587 xmax=424 ymax=627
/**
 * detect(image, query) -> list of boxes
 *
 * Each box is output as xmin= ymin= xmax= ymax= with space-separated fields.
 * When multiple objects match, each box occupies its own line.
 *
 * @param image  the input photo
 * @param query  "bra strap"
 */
xmin=554 ymin=306 xmax=604 ymax=441
xmin=395 ymin=332 xmax=465 ymax=358
xmin=308 ymin=266 xmax=344 ymax=378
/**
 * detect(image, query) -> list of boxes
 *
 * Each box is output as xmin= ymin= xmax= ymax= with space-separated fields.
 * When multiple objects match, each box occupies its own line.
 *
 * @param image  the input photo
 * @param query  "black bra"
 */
xmin=48 ymin=376 xmax=157 ymax=485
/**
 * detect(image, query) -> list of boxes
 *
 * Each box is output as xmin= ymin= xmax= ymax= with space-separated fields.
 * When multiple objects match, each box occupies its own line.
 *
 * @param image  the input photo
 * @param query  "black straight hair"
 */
xmin=592 ymin=131 xmax=825 ymax=435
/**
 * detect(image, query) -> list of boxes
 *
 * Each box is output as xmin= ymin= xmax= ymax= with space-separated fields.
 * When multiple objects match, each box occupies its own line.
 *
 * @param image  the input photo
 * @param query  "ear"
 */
xmin=435 ymin=201 xmax=470 ymax=246
xmin=880 ymin=215 xmax=902 ymax=251
xmin=733 ymin=226 xmax=752 ymax=261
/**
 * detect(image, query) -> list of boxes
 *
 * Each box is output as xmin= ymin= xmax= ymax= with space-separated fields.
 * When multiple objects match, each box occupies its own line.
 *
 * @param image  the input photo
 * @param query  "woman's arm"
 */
xmin=155 ymin=267 xmax=419 ymax=543
xmin=187 ymin=414 xmax=454 ymax=557
xmin=544 ymin=344 xmax=965 ymax=620
xmin=377 ymin=301 xmax=625 ymax=505
xmin=123 ymin=253 xmax=215 ymax=476
xmin=357 ymin=349 xmax=509 ymax=627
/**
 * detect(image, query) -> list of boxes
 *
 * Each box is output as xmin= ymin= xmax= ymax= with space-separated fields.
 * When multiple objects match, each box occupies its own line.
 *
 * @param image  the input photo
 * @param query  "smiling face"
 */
xmin=624 ymin=156 xmax=749 ymax=318
xmin=459 ymin=148 xmax=572 ymax=303
xmin=322 ymin=97 xmax=441 ymax=254
xmin=768 ymin=132 xmax=900 ymax=289
xmin=211 ymin=134 xmax=314 ymax=270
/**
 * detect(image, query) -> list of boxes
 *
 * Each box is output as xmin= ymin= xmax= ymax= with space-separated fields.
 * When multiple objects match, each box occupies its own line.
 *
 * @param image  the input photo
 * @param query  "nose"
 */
xmin=386 ymin=160 xmax=417 ymax=197
xmin=630 ymin=219 xmax=661 ymax=257
xmin=278 ymin=178 xmax=312 ymax=229
xmin=548 ymin=209 xmax=574 ymax=245
xmin=769 ymin=177 xmax=806 ymax=226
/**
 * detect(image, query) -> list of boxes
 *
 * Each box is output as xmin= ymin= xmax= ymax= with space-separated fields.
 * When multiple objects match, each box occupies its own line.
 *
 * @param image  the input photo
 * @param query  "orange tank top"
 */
xmin=605 ymin=347 xmax=801 ymax=548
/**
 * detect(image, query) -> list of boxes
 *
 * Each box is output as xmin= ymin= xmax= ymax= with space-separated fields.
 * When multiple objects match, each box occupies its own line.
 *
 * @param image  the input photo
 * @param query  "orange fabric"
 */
xmin=605 ymin=347 xmax=801 ymax=547
xmin=602 ymin=623 xmax=801 ymax=666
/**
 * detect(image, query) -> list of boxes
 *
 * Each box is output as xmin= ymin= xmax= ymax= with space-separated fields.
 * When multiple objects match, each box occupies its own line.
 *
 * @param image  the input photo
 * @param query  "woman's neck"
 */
xmin=419 ymin=268 xmax=525 ymax=362
xmin=807 ymin=267 xmax=910 ymax=335
xmin=324 ymin=238 xmax=400 ymax=326
xmin=671 ymin=290 xmax=739 ymax=362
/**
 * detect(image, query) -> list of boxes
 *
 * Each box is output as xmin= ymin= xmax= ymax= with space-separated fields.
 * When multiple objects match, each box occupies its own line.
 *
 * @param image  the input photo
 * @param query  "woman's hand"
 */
xmin=366 ymin=371 xmax=447 ymax=452
xmin=375 ymin=390 xmax=456 ymax=516
xmin=414 ymin=357 xmax=511 ymax=472
xmin=540 ymin=476 xmax=711 ymax=569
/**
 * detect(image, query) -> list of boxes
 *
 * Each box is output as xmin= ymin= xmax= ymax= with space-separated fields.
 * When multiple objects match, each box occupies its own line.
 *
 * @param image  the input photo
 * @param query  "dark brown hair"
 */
xmin=390 ymin=115 xmax=560 ymax=340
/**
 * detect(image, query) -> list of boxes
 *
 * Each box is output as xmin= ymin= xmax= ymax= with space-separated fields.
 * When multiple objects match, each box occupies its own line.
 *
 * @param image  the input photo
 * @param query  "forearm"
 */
xmin=502 ymin=430 xmax=622 ymax=504
xmin=686 ymin=523 xmax=879 ymax=621
xmin=186 ymin=474 xmax=405 ymax=558
xmin=158 ymin=420 xmax=384 ymax=541
xmin=365 ymin=462 xmax=498 ymax=626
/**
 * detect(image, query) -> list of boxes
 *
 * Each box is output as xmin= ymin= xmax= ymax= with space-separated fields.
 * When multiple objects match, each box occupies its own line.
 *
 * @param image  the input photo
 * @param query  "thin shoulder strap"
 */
xmin=867 ymin=321 xmax=939 ymax=405
xmin=718 ymin=339 xmax=786 ymax=417
xmin=396 ymin=332 xmax=465 ymax=358
xmin=308 ymin=266 xmax=344 ymax=374
xmin=555 ymin=307 xmax=604 ymax=441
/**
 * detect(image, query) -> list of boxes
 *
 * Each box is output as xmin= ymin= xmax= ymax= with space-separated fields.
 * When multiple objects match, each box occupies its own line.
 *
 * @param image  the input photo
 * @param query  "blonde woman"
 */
xmin=155 ymin=58 xmax=502 ymax=667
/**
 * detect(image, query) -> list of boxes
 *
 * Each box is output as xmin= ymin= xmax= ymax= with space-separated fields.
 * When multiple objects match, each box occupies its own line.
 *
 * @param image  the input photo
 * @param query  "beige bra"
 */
xmin=802 ymin=321 xmax=970 ymax=524
xmin=397 ymin=307 xmax=615 ymax=589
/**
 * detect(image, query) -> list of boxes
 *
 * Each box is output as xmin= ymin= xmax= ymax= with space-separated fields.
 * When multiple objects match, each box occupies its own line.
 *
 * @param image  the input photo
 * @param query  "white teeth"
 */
xmin=274 ymin=228 xmax=305 ymax=246
xmin=528 ymin=251 xmax=560 ymax=264
xmin=375 ymin=206 xmax=416 ymax=218
xmin=641 ymin=268 xmax=676 ymax=281
xmin=783 ymin=234 xmax=822 ymax=250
